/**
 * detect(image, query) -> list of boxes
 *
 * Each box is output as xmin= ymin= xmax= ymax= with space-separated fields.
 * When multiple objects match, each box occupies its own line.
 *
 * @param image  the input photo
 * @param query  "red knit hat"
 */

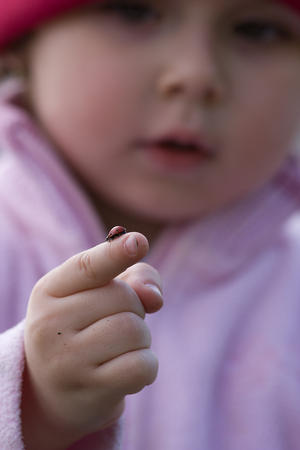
xmin=0 ymin=0 xmax=91 ymax=49
xmin=0 ymin=0 xmax=299 ymax=50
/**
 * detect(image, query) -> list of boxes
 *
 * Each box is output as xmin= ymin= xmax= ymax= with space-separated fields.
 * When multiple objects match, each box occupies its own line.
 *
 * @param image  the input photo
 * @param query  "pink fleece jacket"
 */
xmin=1 ymin=81 xmax=300 ymax=449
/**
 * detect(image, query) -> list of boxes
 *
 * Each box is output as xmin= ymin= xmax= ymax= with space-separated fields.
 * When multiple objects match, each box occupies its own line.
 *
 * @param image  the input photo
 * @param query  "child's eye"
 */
xmin=99 ymin=1 xmax=160 ymax=25
xmin=234 ymin=20 xmax=292 ymax=44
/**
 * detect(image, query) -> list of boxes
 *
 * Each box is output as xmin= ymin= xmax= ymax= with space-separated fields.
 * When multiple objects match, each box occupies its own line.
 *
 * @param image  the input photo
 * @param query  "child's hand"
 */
xmin=22 ymin=232 xmax=162 ymax=450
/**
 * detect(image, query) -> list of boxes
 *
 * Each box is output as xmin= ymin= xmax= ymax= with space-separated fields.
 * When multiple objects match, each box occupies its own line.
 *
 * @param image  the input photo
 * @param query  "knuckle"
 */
xmin=100 ymin=279 xmax=145 ymax=320
xmin=117 ymin=281 xmax=146 ymax=317
xmin=131 ymin=263 xmax=162 ymax=286
xmin=115 ymin=279 xmax=134 ymax=298
xmin=133 ymin=262 xmax=158 ymax=276
xmin=125 ymin=350 xmax=159 ymax=394
xmin=134 ymin=262 xmax=150 ymax=271
xmin=116 ymin=312 xmax=151 ymax=346
xmin=75 ymin=251 xmax=97 ymax=281
xmin=30 ymin=274 xmax=48 ymax=299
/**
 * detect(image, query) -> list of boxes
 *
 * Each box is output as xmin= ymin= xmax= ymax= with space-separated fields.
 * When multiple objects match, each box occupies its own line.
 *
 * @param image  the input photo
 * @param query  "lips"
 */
xmin=139 ymin=130 xmax=215 ymax=172
xmin=155 ymin=137 xmax=213 ymax=156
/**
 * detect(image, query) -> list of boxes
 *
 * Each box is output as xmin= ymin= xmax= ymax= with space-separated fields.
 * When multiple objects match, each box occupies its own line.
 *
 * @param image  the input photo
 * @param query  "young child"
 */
xmin=1 ymin=0 xmax=300 ymax=448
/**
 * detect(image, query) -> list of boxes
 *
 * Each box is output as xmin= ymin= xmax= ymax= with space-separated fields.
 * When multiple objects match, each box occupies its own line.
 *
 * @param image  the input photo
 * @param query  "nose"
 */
xmin=157 ymin=30 xmax=225 ymax=106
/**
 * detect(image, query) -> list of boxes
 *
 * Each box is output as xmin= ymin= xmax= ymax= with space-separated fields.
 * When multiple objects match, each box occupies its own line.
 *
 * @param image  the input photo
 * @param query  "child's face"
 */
xmin=25 ymin=0 xmax=300 ymax=222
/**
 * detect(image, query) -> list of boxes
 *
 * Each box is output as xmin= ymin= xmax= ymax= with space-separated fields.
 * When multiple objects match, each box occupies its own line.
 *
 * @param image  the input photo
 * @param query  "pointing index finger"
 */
xmin=43 ymin=232 xmax=149 ymax=297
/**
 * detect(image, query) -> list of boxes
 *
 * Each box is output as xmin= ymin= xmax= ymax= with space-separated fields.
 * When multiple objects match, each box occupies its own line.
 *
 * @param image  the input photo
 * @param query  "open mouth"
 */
xmin=158 ymin=139 xmax=200 ymax=152
xmin=138 ymin=128 xmax=215 ymax=173
xmin=153 ymin=137 xmax=215 ymax=159
xmin=142 ymin=139 xmax=213 ymax=172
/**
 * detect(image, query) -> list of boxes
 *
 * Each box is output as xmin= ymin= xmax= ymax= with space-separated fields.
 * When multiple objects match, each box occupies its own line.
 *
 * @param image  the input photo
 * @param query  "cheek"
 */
xmin=231 ymin=71 xmax=300 ymax=172
xmin=29 ymin=33 xmax=139 ymax=145
xmin=245 ymin=68 xmax=300 ymax=147
xmin=30 ymin=63 xmax=137 ymax=170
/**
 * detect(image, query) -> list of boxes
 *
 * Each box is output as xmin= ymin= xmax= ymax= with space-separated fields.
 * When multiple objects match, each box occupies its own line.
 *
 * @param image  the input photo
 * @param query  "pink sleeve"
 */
xmin=0 ymin=321 xmax=25 ymax=449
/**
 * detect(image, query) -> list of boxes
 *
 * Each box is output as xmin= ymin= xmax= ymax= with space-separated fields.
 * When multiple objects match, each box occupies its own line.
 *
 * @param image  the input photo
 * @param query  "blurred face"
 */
xmin=25 ymin=0 xmax=300 ymax=223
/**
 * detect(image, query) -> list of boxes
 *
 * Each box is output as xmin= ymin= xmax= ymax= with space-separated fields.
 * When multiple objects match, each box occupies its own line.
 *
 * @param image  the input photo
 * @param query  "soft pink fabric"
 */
xmin=1 ymin=82 xmax=300 ymax=448
xmin=0 ymin=85 xmax=118 ymax=449
xmin=0 ymin=322 xmax=25 ymax=449
xmin=123 ymin=156 xmax=300 ymax=449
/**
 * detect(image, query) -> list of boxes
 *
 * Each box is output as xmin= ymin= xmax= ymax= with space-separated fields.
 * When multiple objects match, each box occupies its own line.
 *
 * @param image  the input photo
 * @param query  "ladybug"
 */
xmin=105 ymin=226 xmax=127 ymax=241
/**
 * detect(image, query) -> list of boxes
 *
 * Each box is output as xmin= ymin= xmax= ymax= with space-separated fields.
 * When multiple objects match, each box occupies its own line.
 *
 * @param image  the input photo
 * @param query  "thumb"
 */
xmin=117 ymin=263 xmax=163 ymax=314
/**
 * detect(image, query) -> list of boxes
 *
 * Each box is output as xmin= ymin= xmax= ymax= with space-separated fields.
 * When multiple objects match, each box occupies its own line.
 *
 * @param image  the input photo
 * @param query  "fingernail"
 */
xmin=125 ymin=235 xmax=138 ymax=256
xmin=145 ymin=284 xmax=162 ymax=297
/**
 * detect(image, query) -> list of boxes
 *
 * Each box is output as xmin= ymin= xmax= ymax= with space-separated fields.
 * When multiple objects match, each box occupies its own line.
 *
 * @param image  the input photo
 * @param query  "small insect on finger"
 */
xmin=105 ymin=226 xmax=127 ymax=242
